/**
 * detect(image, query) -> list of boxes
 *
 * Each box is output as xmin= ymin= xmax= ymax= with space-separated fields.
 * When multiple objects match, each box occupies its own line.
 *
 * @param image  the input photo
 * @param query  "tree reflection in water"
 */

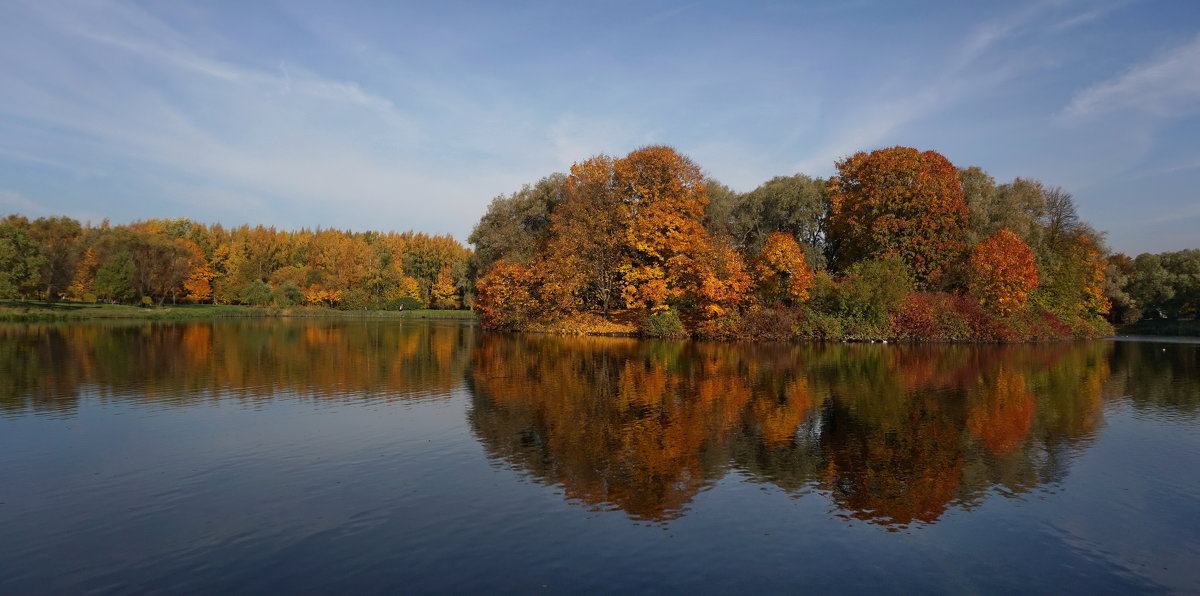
xmin=1 ymin=322 xmax=1193 ymax=529
xmin=470 ymin=336 xmax=1124 ymax=526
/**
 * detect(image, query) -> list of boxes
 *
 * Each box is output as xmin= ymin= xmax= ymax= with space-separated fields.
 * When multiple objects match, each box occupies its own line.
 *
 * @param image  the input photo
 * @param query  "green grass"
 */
xmin=0 ymin=300 xmax=477 ymax=322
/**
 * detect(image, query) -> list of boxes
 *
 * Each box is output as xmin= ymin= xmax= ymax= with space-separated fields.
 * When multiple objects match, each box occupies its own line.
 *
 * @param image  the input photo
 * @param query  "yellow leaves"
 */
xmin=430 ymin=266 xmax=460 ymax=309
xmin=302 ymin=285 xmax=342 ymax=306
xmin=754 ymin=232 xmax=815 ymax=305
xmin=385 ymin=275 xmax=421 ymax=303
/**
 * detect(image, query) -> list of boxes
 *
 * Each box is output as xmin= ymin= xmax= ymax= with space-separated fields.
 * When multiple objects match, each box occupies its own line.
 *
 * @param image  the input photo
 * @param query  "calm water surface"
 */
xmin=1 ymin=321 xmax=1198 ymax=593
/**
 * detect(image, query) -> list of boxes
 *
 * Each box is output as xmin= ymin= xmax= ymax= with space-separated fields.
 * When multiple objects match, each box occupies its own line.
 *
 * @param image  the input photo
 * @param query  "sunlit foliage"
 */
xmin=967 ymin=228 xmax=1040 ymax=316
xmin=827 ymin=147 xmax=968 ymax=288
xmin=0 ymin=214 xmax=471 ymax=309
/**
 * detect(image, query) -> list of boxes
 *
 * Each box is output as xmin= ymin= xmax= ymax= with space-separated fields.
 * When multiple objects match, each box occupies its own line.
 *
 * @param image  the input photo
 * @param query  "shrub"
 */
xmin=894 ymin=292 xmax=1021 ymax=341
xmin=641 ymin=308 xmax=686 ymax=337
xmin=238 ymin=279 xmax=273 ymax=306
xmin=336 ymin=288 xmax=376 ymax=311
xmin=273 ymin=282 xmax=303 ymax=306
xmin=736 ymin=305 xmax=803 ymax=341
xmin=793 ymin=306 xmax=843 ymax=340
xmin=384 ymin=297 xmax=422 ymax=311
xmin=829 ymin=254 xmax=913 ymax=336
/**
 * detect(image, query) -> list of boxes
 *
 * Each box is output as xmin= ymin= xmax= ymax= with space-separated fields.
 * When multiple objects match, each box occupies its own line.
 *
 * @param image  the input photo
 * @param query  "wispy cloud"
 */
xmin=792 ymin=2 xmax=1057 ymax=175
xmin=1051 ymin=0 xmax=1137 ymax=31
xmin=1064 ymin=34 xmax=1200 ymax=119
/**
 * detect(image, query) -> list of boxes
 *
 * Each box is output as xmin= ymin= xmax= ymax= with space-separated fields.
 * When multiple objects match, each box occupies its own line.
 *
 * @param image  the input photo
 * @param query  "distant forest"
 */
xmin=0 ymin=144 xmax=1196 ymax=339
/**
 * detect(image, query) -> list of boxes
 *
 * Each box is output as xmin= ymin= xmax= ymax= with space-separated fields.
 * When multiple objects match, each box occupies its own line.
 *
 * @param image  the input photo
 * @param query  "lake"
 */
xmin=2 ymin=320 xmax=1198 ymax=593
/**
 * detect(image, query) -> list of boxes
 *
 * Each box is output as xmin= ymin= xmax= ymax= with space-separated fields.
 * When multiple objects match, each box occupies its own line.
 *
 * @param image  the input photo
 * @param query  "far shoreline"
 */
xmin=0 ymin=300 xmax=478 ymax=323
xmin=9 ymin=299 xmax=1194 ymax=343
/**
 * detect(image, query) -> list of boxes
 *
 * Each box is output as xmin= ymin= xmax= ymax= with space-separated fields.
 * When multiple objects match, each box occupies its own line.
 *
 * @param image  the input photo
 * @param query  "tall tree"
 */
xmin=29 ymin=216 xmax=83 ymax=300
xmin=732 ymin=174 xmax=828 ymax=269
xmin=468 ymin=173 xmax=564 ymax=274
xmin=615 ymin=145 xmax=714 ymax=310
xmin=544 ymin=156 xmax=626 ymax=313
xmin=826 ymin=147 xmax=968 ymax=288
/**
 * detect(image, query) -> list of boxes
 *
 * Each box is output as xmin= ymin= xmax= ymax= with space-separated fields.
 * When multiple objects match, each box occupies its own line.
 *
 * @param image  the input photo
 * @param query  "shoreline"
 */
xmin=9 ymin=300 xmax=1190 ymax=342
xmin=0 ymin=301 xmax=478 ymax=322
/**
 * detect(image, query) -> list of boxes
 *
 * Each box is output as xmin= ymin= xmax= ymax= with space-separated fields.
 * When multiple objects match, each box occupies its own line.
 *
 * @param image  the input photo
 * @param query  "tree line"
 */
xmin=469 ymin=145 xmax=1195 ymax=339
xmin=1 ymin=143 xmax=1194 ymax=332
xmin=0 ymin=216 xmax=470 ymax=310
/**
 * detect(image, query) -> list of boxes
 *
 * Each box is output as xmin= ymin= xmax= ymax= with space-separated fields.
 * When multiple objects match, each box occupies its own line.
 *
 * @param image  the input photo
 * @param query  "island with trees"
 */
xmin=1 ymin=144 xmax=1196 ymax=339
xmin=470 ymin=145 xmax=1196 ymax=341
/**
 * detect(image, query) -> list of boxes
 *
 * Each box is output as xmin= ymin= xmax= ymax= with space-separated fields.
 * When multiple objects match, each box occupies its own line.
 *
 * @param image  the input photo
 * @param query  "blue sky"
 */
xmin=1 ymin=0 xmax=1197 ymax=254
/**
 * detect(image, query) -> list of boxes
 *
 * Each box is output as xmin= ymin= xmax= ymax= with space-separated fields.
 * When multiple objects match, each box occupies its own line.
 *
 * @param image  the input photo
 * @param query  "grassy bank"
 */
xmin=0 ymin=300 xmax=477 ymax=322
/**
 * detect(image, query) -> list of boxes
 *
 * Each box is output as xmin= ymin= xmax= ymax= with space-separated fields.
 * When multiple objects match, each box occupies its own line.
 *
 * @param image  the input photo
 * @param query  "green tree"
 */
xmin=0 ymin=216 xmax=47 ymax=298
xmin=1127 ymin=250 xmax=1200 ymax=318
xmin=239 ymin=279 xmax=273 ymax=305
xmin=468 ymin=173 xmax=564 ymax=275
xmin=272 ymin=282 xmax=304 ymax=306
xmin=731 ymin=174 xmax=828 ymax=270
xmin=94 ymin=251 xmax=137 ymax=303
xmin=29 ymin=216 xmax=83 ymax=301
xmin=701 ymin=178 xmax=741 ymax=240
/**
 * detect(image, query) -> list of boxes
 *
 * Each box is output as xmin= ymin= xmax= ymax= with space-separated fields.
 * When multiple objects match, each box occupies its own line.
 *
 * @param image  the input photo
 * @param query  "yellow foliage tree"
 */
xmin=754 ymin=231 xmax=815 ymax=304
xmin=430 ymin=266 xmax=460 ymax=309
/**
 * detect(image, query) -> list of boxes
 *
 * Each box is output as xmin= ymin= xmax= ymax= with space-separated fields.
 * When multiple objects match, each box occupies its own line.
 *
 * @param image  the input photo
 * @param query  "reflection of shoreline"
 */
xmin=469 ymin=336 xmax=1125 ymax=526
xmin=0 ymin=321 xmax=477 ymax=416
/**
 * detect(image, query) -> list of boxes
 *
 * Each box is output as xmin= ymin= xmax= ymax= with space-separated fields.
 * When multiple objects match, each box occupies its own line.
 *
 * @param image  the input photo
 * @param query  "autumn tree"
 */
xmin=827 ymin=146 xmax=968 ymax=288
xmin=614 ymin=145 xmax=716 ymax=312
xmin=543 ymin=155 xmax=626 ymax=313
xmin=69 ymin=246 xmax=99 ymax=301
xmin=430 ymin=266 xmax=460 ymax=309
xmin=967 ymin=228 xmax=1040 ymax=316
xmin=182 ymin=240 xmax=216 ymax=303
xmin=754 ymin=231 xmax=815 ymax=305
xmin=475 ymin=260 xmax=541 ymax=329
xmin=690 ymin=239 xmax=753 ymax=318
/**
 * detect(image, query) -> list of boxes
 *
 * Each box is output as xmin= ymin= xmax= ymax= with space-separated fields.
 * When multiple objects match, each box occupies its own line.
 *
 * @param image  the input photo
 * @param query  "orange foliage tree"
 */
xmin=967 ymin=228 xmax=1039 ymax=316
xmin=475 ymin=260 xmax=541 ymax=329
xmin=614 ymin=146 xmax=717 ymax=312
xmin=475 ymin=145 xmax=751 ymax=328
xmin=754 ymin=231 xmax=815 ymax=304
xmin=543 ymin=155 xmax=627 ymax=313
xmin=181 ymin=240 xmax=216 ymax=302
xmin=827 ymin=146 xmax=968 ymax=288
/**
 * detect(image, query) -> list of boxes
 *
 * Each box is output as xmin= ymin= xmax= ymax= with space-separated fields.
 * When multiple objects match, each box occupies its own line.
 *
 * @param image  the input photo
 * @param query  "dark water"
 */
xmin=2 ymin=321 xmax=1198 ymax=594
